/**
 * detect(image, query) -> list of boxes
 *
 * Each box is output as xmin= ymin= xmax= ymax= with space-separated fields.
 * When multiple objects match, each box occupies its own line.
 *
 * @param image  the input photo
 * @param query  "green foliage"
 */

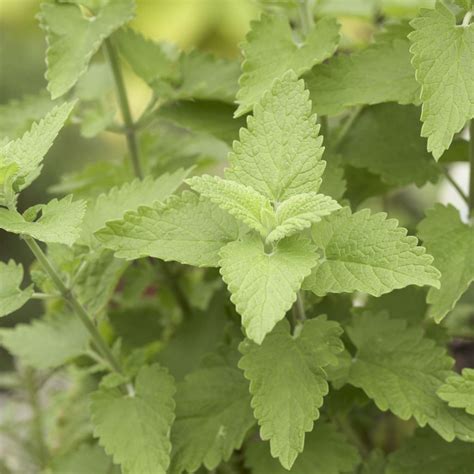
xmin=438 ymin=369 xmax=474 ymax=415
xmin=0 ymin=261 xmax=33 ymax=318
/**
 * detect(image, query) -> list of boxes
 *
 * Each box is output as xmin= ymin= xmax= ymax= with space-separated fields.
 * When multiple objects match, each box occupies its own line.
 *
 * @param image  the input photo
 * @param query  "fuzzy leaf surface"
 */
xmin=90 ymin=364 xmax=176 ymax=474
xmin=409 ymin=3 xmax=474 ymax=159
xmin=228 ymin=72 xmax=326 ymax=201
xmin=239 ymin=317 xmax=343 ymax=469
xmin=235 ymin=15 xmax=340 ymax=116
xmin=418 ymin=204 xmax=474 ymax=322
xmin=0 ymin=261 xmax=33 ymax=318
xmin=347 ymin=312 xmax=474 ymax=442
xmin=304 ymin=208 xmax=440 ymax=297
xmin=96 ymin=191 xmax=241 ymax=267
xmin=437 ymin=368 xmax=474 ymax=415
xmin=39 ymin=0 xmax=135 ymax=98
xmin=219 ymin=235 xmax=318 ymax=344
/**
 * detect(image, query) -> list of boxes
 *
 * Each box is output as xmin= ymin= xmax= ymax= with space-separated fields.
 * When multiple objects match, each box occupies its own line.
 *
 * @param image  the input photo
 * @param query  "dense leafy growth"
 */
xmin=1 ymin=0 xmax=473 ymax=473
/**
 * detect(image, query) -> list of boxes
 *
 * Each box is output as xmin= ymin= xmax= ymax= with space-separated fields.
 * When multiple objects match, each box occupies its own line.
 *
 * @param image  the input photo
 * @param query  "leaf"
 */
xmin=50 ymin=443 xmax=116 ymax=474
xmin=219 ymin=235 xmax=318 ymax=344
xmin=39 ymin=0 xmax=135 ymax=99
xmin=0 ymin=102 xmax=74 ymax=204
xmin=409 ymin=2 xmax=474 ymax=159
xmin=115 ymin=27 xmax=178 ymax=84
xmin=339 ymin=104 xmax=440 ymax=187
xmin=245 ymin=421 xmax=361 ymax=474
xmin=347 ymin=311 xmax=474 ymax=442
xmin=318 ymin=152 xmax=347 ymax=201
xmin=266 ymin=193 xmax=341 ymax=244
xmin=418 ymin=204 xmax=474 ymax=322
xmin=90 ymin=364 xmax=176 ymax=474
xmin=169 ymin=347 xmax=255 ymax=473
xmin=81 ymin=168 xmax=191 ymax=246
xmin=0 ymin=314 xmax=89 ymax=369
xmin=235 ymin=15 xmax=340 ymax=117
xmin=187 ymin=175 xmax=273 ymax=236
xmin=96 ymin=191 xmax=241 ymax=267
xmin=0 ymin=261 xmax=33 ymax=318
xmin=303 ymin=207 xmax=441 ymax=297
xmin=438 ymin=368 xmax=474 ymax=415
xmin=239 ymin=317 xmax=344 ymax=469
xmin=227 ymin=71 xmax=326 ymax=201
xmin=386 ymin=429 xmax=474 ymax=474
xmin=305 ymin=39 xmax=420 ymax=115
xmin=0 ymin=196 xmax=86 ymax=246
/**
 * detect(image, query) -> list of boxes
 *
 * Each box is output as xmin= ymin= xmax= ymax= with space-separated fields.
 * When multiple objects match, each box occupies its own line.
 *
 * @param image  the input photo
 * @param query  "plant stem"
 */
xmin=298 ymin=0 xmax=315 ymax=36
xmin=469 ymin=120 xmax=474 ymax=213
xmin=295 ymin=292 xmax=306 ymax=321
xmin=24 ymin=368 xmax=48 ymax=468
xmin=332 ymin=107 xmax=363 ymax=150
xmin=22 ymin=236 xmax=123 ymax=375
xmin=158 ymin=261 xmax=192 ymax=316
xmin=103 ymin=38 xmax=143 ymax=179
xmin=440 ymin=166 xmax=469 ymax=207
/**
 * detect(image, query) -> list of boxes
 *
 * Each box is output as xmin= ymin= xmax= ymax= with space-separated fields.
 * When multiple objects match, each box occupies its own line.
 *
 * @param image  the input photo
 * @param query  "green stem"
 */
xmin=22 ymin=236 xmax=123 ymax=375
xmin=332 ymin=107 xmax=363 ymax=150
xmin=103 ymin=38 xmax=143 ymax=179
xmin=158 ymin=261 xmax=192 ymax=316
xmin=440 ymin=166 xmax=469 ymax=207
xmin=298 ymin=0 xmax=315 ymax=36
xmin=24 ymin=368 xmax=48 ymax=468
xmin=469 ymin=120 xmax=474 ymax=213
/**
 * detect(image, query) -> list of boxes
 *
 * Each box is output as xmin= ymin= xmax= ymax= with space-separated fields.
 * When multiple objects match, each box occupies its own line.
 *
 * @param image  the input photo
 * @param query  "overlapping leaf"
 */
xmin=0 ymin=261 xmax=33 ymax=318
xmin=438 ymin=369 xmax=474 ymax=415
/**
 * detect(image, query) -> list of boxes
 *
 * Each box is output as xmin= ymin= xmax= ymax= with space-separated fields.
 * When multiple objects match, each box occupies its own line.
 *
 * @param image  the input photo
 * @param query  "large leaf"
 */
xmin=0 ymin=261 xmax=33 ymax=318
xmin=304 ymin=208 xmax=440 ymax=297
xmin=239 ymin=317 xmax=343 ymax=469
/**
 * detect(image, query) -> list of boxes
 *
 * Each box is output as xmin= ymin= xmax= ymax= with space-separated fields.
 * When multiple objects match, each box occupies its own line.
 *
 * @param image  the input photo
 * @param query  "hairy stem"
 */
xmin=440 ymin=166 xmax=469 ymax=207
xmin=22 ymin=236 xmax=123 ymax=375
xmin=104 ymin=38 xmax=143 ymax=179
xmin=469 ymin=120 xmax=474 ymax=213
xmin=24 ymin=368 xmax=48 ymax=468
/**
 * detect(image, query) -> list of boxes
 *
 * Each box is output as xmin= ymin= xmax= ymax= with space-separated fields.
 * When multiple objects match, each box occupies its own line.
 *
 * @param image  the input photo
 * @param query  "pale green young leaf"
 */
xmin=418 ymin=204 xmax=474 ymax=322
xmin=438 ymin=368 xmax=474 ymax=415
xmin=303 ymin=207 xmax=440 ymax=297
xmin=115 ymin=27 xmax=178 ymax=84
xmin=0 ymin=102 xmax=74 ymax=202
xmin=347 ymin=311 xmax=474 ymax=442
xmin=386 ymin=429 xmax=474 ymax=474
xmin=245 ymin=421 xmax=360 ymax=474
xmin=409 ymin=2 xmax=474 ymax=159
xmin=235 ymin=15 xmax=340 ymax=117
xmin=0 ymin=314 xmax=89 ymax=369
xmin=0 ymin=261 xmax=33 ymax=318
xmin=339 ymin=104 xmax=440 ymax=187
xmin=39 ymin=0 xmax=135 ymax=99
xmin=96 ymin=191 xmax=241 ymax=267
xmin=239 ymin=317 xmax=344 ymax=469
xmin=318 ymin=152 xmax=347 ymax=201
xmin=169 ymin=348 xmax=255 ymax=473
xmin=266 ymin=193 xmax=341 ymax=244
xmin=0 ymin=196 xmax=86 ymax=246
xmin=81 ymin=168 xmax=191 ymax=245
xmin=219 ymin=235 xmax=318 ymax=344
xmin=91 ymin=364 xmax=175 ymax=474
xmin=187 ymin=175 xmax=273 ymax=236
xmin=228 ymin=72 xmax=326 ymax=201
xmin=305 ymin=39 xmax=420 ymax=115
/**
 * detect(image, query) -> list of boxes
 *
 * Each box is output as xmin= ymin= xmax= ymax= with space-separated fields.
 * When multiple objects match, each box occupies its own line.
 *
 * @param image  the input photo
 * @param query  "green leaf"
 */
xmin=318 ymin=152 xmax=347 ymax=201
xmin=339 ymin=104 xmax=440 ymax=187
xmin=187 ymin=175 xmax=273 ymax=237
xmin=347 ymin=311 xmax=474 ymax=442
xmin=50 ymin=443 xmax=116 ymax=474
xmin=266 ymin=193 xmax=341 ymax=244
xmin=245 ymin=421 xmax=360 ymax=474
xmin=115 ymin=27 xmax=178 ymax=84
xmin=0 ymin=314 xmax=89 ymax=369
xmin=303 ymin=207 xmax=441 ymax=297
xmin=219 ymin=235 xmax=318 ymax=344
xmin=81 ymin=168 xmax=191 ymax=246
xmin=305 ymin=39 xmax=420 ymax=115
xmin=235 ymin=15 xmax=340 ymax=117
xmin=170 ymin=347 xmax=255 ymax=473
xmin=96 ymin=191 xmax=241 ymax=267
xmin=409 ymin=2 xmax=474 ymax=159
xmin=39 ymin=0 xmax=135 ymax=99
xmin=228 ymin=71 xmax=326 ymax=201
xmin=91 ymin=364 xmax=175 ymax=474
xmin=418 ymin=204 xmax=474 ymax=322
xmin=386 ymin=429 xmax=474 ymax=474
xmin=0 ymin=261 xmax=33 ymax=318
xmin=438 ymin=368 xmax=474 ymax=415
xmin=239 ymin=317 xmax=344 ymax=469
xmin=0 ymin=196 xmax=86 ymax=246
xmin=0 ymin=102 xmax=74 ymax=204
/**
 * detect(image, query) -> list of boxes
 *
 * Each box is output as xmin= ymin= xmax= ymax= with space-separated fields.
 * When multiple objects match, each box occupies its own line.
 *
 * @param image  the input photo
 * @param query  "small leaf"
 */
xmin=0 ymin=260 xmax=33 ymax=318
xmin=438 ymin=368 xmax=474 ymax=415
